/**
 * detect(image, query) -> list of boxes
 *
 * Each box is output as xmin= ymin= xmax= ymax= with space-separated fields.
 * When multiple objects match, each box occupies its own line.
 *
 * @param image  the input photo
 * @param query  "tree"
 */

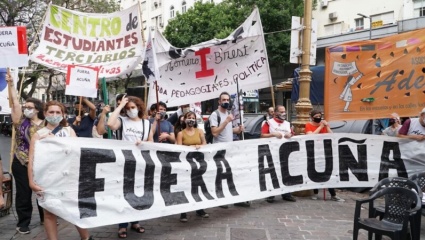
xmin=164 ymin=0 xmax=311 ymax=66
xmin=0 ymin=0 xmax=120 ymax=100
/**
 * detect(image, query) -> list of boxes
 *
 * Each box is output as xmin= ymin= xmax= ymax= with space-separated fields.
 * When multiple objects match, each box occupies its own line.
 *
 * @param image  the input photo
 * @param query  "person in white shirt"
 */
xmin=107 ymin=95 xmax=153 ymax=238
xmin=260 ymin=105 xmax=296 ymax=203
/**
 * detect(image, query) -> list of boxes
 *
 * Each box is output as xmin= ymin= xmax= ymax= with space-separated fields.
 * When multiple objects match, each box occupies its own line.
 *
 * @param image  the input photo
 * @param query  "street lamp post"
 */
xmin=357 ymin=13 xmax=372 ymax=40
xmin=292 ymin=0 xmax=313 ymax=135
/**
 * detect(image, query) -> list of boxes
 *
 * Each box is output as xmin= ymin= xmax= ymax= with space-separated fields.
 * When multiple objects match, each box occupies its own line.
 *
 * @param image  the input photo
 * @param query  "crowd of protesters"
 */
xmin=2 ymin=69 xmax=425 ymax=240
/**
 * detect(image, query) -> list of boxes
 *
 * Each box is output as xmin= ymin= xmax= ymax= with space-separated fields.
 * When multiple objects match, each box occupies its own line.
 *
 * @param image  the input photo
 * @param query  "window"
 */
xmin=182 ymin=1 xmax=187 ymax=13
xmin=370 ymin=12 xmax=394 ymax=26
xmin=141 ymin=1 xmax=146 ymax=11
xmin=355 ymin=18 xmax=364 ymax=30
xmin=324 ymin=22 xmax=343 ymax=36
xmin=414 ymin=0 xmax=425 ymax=17
xmin=170 ymin=6 xmax=175 ymax=18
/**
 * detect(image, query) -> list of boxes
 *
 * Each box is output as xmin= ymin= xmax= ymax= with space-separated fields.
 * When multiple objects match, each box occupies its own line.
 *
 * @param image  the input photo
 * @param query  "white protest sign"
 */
xmin=0 ymin=26 xmax=28 ymax=68
xmin=148 ymin=7 xmax=272 ymax=107
xmin=29 ymin=4 xmax=143 ymax=78
xmin=332 ymin=61 xmax=359 ymax=76
xmin=34 ymin=133 xmax=425 ymax=228
xmin=0 ymin=68 xmax=19 ymax=114
xmin=65 ymin=65 xmax=99 ymax=98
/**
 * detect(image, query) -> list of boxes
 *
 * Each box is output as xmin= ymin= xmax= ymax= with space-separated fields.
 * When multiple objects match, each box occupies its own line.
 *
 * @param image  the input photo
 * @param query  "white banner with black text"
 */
xmin=33 ymin=133 xmax=425 ymax=228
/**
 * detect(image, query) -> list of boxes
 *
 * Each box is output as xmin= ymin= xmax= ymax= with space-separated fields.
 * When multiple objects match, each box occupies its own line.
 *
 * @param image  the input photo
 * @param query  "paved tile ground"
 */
xmin=1 ymin=189 xmax=424 ymax=240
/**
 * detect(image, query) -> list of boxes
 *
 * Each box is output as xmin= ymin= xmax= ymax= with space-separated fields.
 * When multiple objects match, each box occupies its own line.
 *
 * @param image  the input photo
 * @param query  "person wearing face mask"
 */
xmin=107 ymin=95 xmax=152 ymax=238
xmin=210 ymin=92 xmax=247 ymax=208
xmin=382 ymin=117 xmax=401 ymax=137
xmin=210 ymin=92 xmax=244 ymax=143
xmin=260 ymin=105 xmax=297 ymax=203
xmin=149 ymin=102 xmax=175 ymax=143
xmin=167 ymin=104 xmax=191 ymax=125
xmin=6 ymin=72 xmax=45 ymax=234
xmin=397 ymin=108 xmax=425 ymax=140
xmin=305 ymin=110 xmax=345 ymax=202
xmin=67 ymin=98 xmax=96 ymax=138
xmin=176 ymin=111 xmax=208 ymax=222
xmin=305 ymin=110 xmax=332 ymax=134
xmin=27 ymin=101 xmax=93 ymax=240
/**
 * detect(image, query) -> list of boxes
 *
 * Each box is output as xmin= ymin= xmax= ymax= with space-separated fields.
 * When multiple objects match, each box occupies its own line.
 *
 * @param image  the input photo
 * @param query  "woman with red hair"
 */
xmin=28 ymin=101 xmax=93 ymax=240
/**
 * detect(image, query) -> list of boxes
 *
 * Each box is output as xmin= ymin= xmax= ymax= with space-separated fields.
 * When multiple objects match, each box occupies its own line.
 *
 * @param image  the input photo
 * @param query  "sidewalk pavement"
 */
xmin=0 ymin=190 xmax=424 ymax=240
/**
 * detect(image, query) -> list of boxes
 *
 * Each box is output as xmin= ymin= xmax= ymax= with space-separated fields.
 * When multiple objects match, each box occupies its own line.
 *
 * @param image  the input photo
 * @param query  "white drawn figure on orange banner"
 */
xmin=332 ymin=61 xmax=364 ymax=112
xmin=339 ymin=73 xmax=363 ymax=111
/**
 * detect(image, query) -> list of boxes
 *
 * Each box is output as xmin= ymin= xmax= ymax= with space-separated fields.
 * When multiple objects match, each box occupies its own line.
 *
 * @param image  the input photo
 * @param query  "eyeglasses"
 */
xmin=22 ymin=106 xmax=35 ymax=110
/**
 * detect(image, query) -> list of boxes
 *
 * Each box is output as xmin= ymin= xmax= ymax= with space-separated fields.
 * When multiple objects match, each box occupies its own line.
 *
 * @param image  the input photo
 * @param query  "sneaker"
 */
xmin=266 ymin=196 xmax=275 ymax=203
xmin=331 ymin=196 xmax=345 ymax=202
xmin=16 ymin=226 xmax=30 ymax=234
xmin=196 ymin=210 xmax=209 ymax=218
xmin=219 ymin=205 xmax=229 ymax=209
xmin=282 ymin=195 xmax=297 ymax=202
xmin=234 ymin=202 xmax=251 ymax=207
xmin=311 ymin=194 xmax=318 ymax=200
xmin=180 ymin=213 xmax=188 ymax=222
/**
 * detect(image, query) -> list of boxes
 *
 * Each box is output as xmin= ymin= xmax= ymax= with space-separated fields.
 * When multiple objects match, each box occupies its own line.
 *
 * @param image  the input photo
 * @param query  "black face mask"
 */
xmin=185 ymin=119 xmax=195 ymax=127
xmin=220 ymin=102 xmax=230 ymax=109
xmin=75 ymin=110 xmax=84 ymax=116
xmin=313 ymin=117 xmax=322 ymax=123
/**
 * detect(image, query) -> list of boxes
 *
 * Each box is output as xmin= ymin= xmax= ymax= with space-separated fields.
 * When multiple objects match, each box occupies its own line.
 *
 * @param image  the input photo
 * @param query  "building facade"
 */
xmin=118 ymin=0 xmax=222 ymax=38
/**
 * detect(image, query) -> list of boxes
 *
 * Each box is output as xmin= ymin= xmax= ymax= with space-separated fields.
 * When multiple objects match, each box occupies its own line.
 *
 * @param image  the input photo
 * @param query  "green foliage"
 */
xmin=164 ymin=2 xmax=250 ymax=48
xmin=164 ymin=0 xmax=306 ymax=66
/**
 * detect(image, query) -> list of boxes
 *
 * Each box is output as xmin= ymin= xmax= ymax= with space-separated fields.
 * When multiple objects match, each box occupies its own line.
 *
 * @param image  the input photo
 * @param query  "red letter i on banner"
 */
xmin=195 ymin=48 xmax=214 ymax=78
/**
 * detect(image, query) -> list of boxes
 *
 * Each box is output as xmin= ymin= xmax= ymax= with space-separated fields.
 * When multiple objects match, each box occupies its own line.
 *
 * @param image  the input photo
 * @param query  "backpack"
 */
xmin=204 ymin=110 xmax=220 ymax=144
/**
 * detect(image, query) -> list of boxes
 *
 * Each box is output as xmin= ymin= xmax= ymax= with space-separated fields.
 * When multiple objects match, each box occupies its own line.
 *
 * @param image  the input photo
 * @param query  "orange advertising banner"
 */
xmin=325 ymin=28 xmax=425 ymax=121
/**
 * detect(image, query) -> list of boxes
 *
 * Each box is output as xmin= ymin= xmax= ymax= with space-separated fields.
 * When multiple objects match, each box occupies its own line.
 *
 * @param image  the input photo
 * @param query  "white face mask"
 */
xmin=127 ymin=109 xmax=139 ymax=119
xmin=23 ymin=109 xmax=35 ymax=119
xmin=45 ymin=115 xmax=63 ymax=125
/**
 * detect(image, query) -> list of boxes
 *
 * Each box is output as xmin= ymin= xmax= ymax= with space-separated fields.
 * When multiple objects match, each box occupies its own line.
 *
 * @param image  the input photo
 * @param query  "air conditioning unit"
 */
xmin=159 ymin=22 xmax=164 ymax=27
xmin=320 ymin=0 xmax=328 ymax=8
xmin=329 ymin=12 xmax=338 ymax=20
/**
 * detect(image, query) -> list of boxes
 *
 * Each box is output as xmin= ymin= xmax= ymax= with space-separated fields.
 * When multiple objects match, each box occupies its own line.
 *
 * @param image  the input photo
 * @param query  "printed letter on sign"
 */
xmin=195 ymin=48 xmax=214 ymax=78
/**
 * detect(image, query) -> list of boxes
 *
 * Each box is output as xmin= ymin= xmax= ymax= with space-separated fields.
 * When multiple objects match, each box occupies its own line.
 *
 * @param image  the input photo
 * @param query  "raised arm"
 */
xmin=96 ymin=105 xmax=110 ymax=135
xmin=83 ymin=98 xmax=97 ymax=120
xmin=108 ymin=96 xmax=127 ymax=130
xmin=6 ymin=71 xmax=22 ymax=124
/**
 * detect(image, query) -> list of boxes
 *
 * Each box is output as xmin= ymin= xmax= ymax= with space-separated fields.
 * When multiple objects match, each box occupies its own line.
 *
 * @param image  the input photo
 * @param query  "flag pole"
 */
xmin=101 ymin=77 xmax=112 ymax=139
xmin=154 ymin=81 xmax=161 ymax=140
xmin=236 ymin=79 xmax=244 ymax=140
xmin=138 ymin=3 xmax=148 ymax=104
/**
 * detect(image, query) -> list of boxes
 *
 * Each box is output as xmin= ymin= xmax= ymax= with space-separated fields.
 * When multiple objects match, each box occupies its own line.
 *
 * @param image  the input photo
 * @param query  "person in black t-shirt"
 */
xmin=67 ymin=98 xmax=96 ymax=138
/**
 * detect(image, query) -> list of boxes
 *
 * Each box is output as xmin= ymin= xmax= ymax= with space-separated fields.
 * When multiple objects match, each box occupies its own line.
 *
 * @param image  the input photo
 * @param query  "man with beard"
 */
xmin=260 ymin=105 xmax=297 ymax=203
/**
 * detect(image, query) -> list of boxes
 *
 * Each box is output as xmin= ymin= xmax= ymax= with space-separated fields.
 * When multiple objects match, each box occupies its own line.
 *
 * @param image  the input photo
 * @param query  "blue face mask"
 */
xmin=221 ymin=102 xmax=230 ymax=109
